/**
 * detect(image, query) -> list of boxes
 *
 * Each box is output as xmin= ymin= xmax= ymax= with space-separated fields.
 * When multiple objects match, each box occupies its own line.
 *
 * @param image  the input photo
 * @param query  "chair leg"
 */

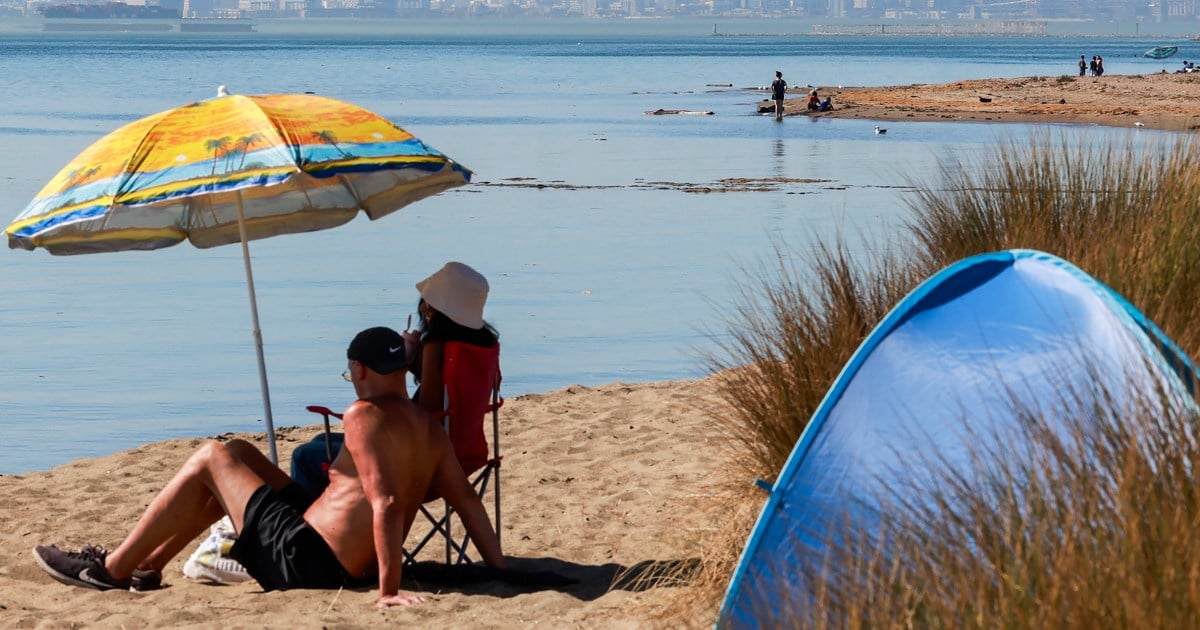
xmin=443 ymin=499 xmax=452 ymax=565
xmin=422 ymin=465 xmax=502 ymax=566
xmin=494 ymin=466 xmax=502 ymax=552
xmin=405 ymin=506 xmax=473 ymax=564
xmin=405 ymin=506 xmax=450 ymax=563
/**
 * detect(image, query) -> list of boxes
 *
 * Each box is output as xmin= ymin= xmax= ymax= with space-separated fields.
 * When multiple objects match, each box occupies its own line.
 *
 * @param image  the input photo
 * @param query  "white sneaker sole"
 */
xmin=183 ymin=560 xmax=251 ymax=584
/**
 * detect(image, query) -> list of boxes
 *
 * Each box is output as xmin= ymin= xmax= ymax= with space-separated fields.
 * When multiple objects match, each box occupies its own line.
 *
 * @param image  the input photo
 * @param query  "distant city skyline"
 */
xmin=11 ymin=0 xmax=1198 ymax=23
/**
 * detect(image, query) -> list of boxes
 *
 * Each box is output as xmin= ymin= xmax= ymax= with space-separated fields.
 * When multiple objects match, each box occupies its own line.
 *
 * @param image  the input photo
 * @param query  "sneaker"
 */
xmin=31 ymin=544 xmax=131 ymax=591
xmin=131 ymin=568 xmax=163 ymax=591
xmin=183 ymin=519 xmax=251 ymax=584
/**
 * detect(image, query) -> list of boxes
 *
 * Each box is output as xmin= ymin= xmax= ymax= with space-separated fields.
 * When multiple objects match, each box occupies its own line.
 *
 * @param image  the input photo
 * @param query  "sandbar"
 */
xmin=768 ymin=72 xmax=1200 ymax=131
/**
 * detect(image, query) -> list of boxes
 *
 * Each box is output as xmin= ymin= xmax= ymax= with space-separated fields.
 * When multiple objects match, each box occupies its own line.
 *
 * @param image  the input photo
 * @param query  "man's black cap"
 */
xmin=347 ymin=326 xmax=407 ymax=375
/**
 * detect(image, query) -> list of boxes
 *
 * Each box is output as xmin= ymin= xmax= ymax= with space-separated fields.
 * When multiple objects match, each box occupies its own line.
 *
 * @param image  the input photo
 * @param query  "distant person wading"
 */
xmin=771 ymin=70 xmax=787 ymax=120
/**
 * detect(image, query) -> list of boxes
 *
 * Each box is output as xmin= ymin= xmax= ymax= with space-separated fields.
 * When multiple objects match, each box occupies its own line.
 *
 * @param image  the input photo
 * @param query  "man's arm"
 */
xmin=341 ymin=401 xmax=411 ymax=602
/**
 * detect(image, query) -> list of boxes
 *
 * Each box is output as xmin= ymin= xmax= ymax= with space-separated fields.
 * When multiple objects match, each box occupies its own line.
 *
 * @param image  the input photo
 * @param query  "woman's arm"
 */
xmin=417 ymin=339 xmax=445 ymax=416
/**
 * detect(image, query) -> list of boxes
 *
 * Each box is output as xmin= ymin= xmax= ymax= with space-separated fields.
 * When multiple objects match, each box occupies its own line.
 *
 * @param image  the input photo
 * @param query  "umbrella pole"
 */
xmin=234 ymin=194 xmax=279 ymax=465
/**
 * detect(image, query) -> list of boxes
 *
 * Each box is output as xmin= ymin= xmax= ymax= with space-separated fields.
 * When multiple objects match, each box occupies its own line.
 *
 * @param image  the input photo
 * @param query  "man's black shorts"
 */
xmin=227 ymin=484 xmax=356 ymax=591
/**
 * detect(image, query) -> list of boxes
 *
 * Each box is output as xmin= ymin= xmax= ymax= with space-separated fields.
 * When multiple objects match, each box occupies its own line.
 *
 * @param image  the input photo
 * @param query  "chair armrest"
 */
xmin=306 ymin=405 xmax=344 ymax=419
xmin=306 ymin=405 xmax=344 ymax=462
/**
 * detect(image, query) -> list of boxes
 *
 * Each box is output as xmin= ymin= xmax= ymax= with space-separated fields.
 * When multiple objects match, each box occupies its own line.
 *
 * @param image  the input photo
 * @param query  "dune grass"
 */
xmin=686 ymin=131 xmax=1200 ymax=625
xmin=800 ymin=380 xmax=1200 ymax=629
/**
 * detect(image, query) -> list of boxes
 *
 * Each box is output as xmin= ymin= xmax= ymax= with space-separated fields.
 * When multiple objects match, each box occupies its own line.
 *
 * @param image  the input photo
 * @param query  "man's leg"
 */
xmin=104 ymin=439 xmax=290 ymax=579
xmin=134 ymin=439 xmax=293 ymax=574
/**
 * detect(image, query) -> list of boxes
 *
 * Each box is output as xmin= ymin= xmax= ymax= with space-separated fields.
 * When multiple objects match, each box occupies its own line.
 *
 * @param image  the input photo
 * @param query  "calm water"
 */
xmin=0 ymin=19 xmax=1184 ymax=473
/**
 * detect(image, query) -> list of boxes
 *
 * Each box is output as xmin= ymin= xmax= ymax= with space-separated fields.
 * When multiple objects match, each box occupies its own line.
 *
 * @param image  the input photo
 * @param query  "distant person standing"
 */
xmin=771 ymin=70 xmax=787 ymax=120
xmin=1096 ymin=56 xmax=1104 ymax=76
xmin=1090 ymin=56 xmax=1099 ymax=77
xmin=1078 ymin=55 xmax=1087 ymax=77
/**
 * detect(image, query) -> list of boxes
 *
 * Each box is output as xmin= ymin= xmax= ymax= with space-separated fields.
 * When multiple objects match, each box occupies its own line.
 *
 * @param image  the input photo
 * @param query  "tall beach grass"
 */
xmin=688 ymin=131 xmax=1200 ymax=625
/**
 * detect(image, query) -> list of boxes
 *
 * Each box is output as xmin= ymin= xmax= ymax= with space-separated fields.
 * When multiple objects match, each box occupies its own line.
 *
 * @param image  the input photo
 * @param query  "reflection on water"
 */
xmin=771 ymin=138 xmax=786 ymax=179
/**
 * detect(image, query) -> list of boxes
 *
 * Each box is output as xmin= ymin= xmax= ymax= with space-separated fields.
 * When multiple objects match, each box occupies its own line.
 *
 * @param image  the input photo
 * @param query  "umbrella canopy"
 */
xmin=7 ymin=92 xmax=470 ymax=253
xmin=6 ymin=92 xmax=472 ymax=463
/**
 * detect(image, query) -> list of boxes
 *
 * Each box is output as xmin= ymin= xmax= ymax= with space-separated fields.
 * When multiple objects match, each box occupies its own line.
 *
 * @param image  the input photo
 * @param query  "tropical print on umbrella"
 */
xmin=8 ymin=93 xmax=471 ymax=253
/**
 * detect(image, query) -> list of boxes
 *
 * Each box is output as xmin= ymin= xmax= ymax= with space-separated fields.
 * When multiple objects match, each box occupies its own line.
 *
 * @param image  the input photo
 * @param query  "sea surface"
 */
xmin=0 ymin=18 xmax=1188 ymax=473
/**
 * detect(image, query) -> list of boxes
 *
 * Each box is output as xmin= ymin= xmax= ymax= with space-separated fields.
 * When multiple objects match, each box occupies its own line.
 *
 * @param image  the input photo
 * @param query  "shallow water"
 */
xmin=0 ymin=21 xmax=1179 ymax=472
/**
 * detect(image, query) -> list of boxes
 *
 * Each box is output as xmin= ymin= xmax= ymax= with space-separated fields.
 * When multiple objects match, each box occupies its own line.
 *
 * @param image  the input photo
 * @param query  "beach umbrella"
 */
xmin=5 ymin=91 xmax=472 ymax=464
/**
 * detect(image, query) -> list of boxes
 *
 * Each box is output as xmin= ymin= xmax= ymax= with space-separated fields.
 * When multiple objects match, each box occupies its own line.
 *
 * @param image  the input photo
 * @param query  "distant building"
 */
xmin=397 ymin=0 xmax=428 ymax=13
xmin=793 ymin=0 xmax=823 ymax=16
xmin=1165 ymin=0 xmax=1200 ymax=19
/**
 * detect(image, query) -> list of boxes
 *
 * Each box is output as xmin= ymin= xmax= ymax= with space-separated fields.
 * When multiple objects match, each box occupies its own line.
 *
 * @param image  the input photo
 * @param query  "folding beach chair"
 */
xmin=407 ymin=341 xmax=503 ymax=564
xmin=304 ymin=340 xmax=503 ymax=566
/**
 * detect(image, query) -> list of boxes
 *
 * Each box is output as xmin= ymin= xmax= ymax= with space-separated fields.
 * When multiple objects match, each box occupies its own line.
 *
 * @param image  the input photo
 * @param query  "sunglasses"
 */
xmin=342 ymin=360 xmax=360 ymax=382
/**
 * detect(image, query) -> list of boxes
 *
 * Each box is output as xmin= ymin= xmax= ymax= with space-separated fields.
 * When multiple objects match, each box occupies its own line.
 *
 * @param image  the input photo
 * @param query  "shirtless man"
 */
xmin=32 ymin=326 xmax=504 ymax=608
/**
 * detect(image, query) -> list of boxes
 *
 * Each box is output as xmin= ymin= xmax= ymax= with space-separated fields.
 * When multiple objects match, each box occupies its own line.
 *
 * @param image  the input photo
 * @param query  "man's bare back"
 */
xmin=306 ymin=392 xmax=450 ymax=578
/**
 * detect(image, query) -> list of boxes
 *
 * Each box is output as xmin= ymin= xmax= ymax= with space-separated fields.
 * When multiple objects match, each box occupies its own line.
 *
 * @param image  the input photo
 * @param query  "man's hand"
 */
xmin=377 ymin=593 xmax=426 ymax=608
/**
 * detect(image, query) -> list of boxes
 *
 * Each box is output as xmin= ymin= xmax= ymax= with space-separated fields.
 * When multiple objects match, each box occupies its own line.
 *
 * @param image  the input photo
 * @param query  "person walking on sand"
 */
xmin=31 ymin=326 xmax=505 ymax=608
xmin=1078 ymin=55 xmax=1087 ymax=77
xmin=771 ymin=70 xmax=787 ymax=120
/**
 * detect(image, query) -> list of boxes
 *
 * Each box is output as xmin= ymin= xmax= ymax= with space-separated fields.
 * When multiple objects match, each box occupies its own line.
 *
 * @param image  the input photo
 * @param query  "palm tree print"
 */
xmin=205 ymin=136 xmax=232 ymax=178
xmin=234 ymin=133 xmax=264 ymax=170
xmin=62 ymin=166 xmax=102 ymax=189
xmin=313 ymin=131 xmax=352 ymax=159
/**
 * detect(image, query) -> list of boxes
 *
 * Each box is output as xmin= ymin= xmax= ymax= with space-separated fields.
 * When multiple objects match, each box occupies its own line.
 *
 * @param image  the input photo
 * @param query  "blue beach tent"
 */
xmin=718 ymin=249 xmax=1197 ymax=628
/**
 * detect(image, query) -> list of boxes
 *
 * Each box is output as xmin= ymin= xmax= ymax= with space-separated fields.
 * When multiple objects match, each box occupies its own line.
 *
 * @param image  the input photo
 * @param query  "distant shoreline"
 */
xmin=2 ymin=15 xmax=1199 ymax=39
xmin=714 ymin=19 xmax=1048 ymax=37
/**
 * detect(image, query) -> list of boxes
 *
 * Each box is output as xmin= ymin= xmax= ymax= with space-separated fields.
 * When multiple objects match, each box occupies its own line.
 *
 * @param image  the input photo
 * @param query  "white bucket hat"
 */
xmin=416 ymin=261 xmax=489 ymax=330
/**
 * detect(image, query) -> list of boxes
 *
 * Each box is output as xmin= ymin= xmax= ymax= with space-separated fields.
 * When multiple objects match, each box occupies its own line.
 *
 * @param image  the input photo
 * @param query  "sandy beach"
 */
xmin=768 ymin=72 xmax=1200 ymax=131
xmin=0 ymin=378 xmax=732 ymax=628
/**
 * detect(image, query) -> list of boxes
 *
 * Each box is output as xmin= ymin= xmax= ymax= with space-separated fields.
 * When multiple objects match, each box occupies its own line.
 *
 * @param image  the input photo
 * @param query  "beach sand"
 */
xmin=766 ymin=72 xmax=1200 ymax=131
xmin=0 ymin=377 xmax=731 ymax=628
